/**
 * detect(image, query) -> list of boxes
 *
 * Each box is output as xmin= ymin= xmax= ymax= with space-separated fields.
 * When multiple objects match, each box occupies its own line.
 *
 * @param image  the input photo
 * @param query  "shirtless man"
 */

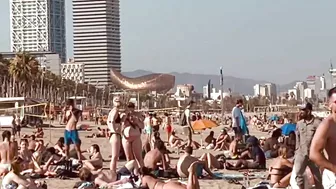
xmin=0 ymin=131 xmax=17 ymax=175
xmin=177 ymin=146 xmax=215 ymax=178
xmin=144 ymin=140 xmax=167 ymax=176
xmin=310 ymin=87 xmax=336 ymax=188
xmin=225 ymin=134 xmax=242 ymax=159
xmin=63 ymin=99 xmax=82 ymax=161
xmin=28 ymin=135 xmax=38 ymax=151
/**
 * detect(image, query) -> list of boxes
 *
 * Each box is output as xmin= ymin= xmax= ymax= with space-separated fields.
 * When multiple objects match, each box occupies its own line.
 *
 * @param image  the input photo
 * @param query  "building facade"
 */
xmin=61 ymin=61 xmax=85 ymax=83
xmin=10 ymin=0 xmax=66 ymax=62
xmin=73 ymin=0 xmax=121 ymax=87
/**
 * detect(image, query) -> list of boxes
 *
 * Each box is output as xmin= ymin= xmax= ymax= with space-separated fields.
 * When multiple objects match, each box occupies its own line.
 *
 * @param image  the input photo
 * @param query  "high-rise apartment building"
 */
xmin=10 ymin=0 xmax=66 ymax=62
xmin=73 ymin=0 xmax=121 ymax=87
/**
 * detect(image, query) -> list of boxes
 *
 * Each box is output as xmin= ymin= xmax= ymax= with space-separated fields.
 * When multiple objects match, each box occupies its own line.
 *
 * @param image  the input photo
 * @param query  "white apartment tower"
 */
xmin=10 ymin=0 xmax=66 ymax=62
xmin=73 ymin=0 xmax=121 ymax=87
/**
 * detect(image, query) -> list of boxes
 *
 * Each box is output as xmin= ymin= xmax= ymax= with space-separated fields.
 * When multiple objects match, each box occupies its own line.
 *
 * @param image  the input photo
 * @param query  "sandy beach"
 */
xmin=0 ymin=122 xmax=270 ymax=189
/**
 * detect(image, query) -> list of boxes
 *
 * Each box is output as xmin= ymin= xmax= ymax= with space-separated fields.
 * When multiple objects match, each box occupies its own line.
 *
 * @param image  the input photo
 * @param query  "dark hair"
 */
xmin=2 ymin=130 xmax=11 ymax=141
xmin=328 ymin=87 xmax=336 ymax=98
xmin=164 ymin=113 xmax=168 ymax=116
xmin=185 ymin=146 xmax=193 ymax=154
xmin=153 ymin=132 xmax=160 ymax=138
xmin=20 ymin=139 xmax=28 ymax=144
xmin=57 ymin=137 xmax=64 ymax=145
xmin=139 ymin=167 xmax=156 ymax=178
xmin=188 ymin=100 xmax=195 ymax=105
xmin=154 ymin=140 xmax=165 ymax=150
xmin=272 ymin=129 xmax=282 ymax=138
xmin=30 ymin=135 xmax=36 ymax=140
xmin=66 ymin=99 xmax=74 ymax=106
xmin=236 ymin=99 xmax=243 ymax=104
xmin=79 ymin=167 xmax=93 ymax=182
xmin=210 ymin=131 xmax=214 ymax=135
xmin=127 ymin=102 xmax=135 ymax=108
xmin=91 ymin=144 xmax=100 ymax=153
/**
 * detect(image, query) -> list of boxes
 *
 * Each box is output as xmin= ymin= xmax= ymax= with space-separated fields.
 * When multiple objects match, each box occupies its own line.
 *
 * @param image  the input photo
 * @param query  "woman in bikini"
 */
xmin=107 ymin=96 xmax=122 ymax=172
xmin=140 ymin=162 xmax=200 ymax=189
xmin=122 ymin=102 xmax=144 ymax=167
xmin=268 ymin=145 xmax=293 ymax=188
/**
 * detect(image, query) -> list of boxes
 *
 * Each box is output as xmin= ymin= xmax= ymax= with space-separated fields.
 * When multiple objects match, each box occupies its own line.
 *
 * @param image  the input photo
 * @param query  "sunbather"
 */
xmin=140 ymin=161 xmax=200 ymax=189
xmin=82 ymin=144 xmax=103 ymax=171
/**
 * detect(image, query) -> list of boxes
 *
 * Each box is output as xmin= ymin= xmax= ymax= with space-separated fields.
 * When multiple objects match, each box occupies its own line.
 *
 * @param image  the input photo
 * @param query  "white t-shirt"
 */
xmin=231 ymin=106 xmax=241 ymax=128
xmin=183 ymin=109 xmax=190 ymax=127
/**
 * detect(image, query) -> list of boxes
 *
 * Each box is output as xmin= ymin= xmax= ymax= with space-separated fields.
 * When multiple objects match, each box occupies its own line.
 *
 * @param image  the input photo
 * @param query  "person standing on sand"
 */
xmin=310 ymin=87 xmax=336 ymax=188
xmin=293 ymin=102 xmax=322 ymax=189
xmin=107 ymin=96 xmax=122 ymax=172
xmin=232 ymin=99 xmax=243 ymax=135
xmin=63 ymin=99 xmax=83 ymax=162
xmin=0 ymin=131 xmax=17 ymax=175
xmin=180 ymin=101 xmax=195 ymax=147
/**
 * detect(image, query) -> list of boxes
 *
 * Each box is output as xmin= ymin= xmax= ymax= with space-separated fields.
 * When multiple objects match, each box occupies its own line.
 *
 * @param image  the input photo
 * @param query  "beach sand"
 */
xmin=0 ymin=122 xmax=271 ymax=189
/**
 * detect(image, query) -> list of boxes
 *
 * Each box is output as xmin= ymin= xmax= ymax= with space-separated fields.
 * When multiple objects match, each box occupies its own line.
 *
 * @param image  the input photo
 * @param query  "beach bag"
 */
xmin=179 ymin=109 xmax=187 ymax=126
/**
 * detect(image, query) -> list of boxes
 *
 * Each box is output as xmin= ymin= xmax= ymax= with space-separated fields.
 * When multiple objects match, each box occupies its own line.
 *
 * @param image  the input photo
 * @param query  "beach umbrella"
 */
xmin=281 ymin=123 xmax=296 ymax=136
xmin=192 ymin=119 xmax=218 ymax=131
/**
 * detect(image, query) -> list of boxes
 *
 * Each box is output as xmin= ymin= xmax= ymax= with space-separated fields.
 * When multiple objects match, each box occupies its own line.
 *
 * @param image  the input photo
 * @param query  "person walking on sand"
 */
xmin=180 ymin=101 xmax=195 ymax=147
xmin=293 ymin=102 xmax=322 ymax=189
xmin=63 ymin=99 xmax=83 ymax=162
xmin=310 ymin=87 xmax=336 ymax=189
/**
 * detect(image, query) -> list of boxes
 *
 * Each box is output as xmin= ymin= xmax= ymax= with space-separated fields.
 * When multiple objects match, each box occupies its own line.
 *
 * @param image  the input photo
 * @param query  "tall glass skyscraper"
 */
xmin=73 ymin=0 xmax=121 ymax=87
xmin=10 ymin=0 xmax=66 ymax=63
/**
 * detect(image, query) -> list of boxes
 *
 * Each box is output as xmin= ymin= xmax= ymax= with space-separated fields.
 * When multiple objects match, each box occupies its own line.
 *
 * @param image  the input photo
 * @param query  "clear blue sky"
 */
xmin=1 ymin=0 xmax=336 ymax=84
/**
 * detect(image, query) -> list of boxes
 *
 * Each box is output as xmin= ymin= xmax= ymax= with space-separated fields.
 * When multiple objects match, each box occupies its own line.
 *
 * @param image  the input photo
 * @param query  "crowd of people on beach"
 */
xmin=2 ymin=87 xmax=336 ymax=189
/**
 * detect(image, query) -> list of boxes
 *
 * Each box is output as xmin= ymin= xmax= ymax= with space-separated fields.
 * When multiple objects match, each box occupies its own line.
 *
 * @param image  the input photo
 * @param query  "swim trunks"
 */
xmin=64 ymin=130 xmax=80 ymax=145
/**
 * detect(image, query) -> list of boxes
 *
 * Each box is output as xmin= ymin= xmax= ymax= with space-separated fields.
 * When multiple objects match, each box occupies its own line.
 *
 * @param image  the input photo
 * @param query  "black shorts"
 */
xmin=116 ymin=166 xmax=131 ymax=180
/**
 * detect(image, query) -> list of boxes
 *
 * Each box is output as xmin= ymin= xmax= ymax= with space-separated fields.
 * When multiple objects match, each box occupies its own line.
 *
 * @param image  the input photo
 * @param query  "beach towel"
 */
xmin=322 ymin=168 xmax=336 ymax=189
xmin=116 ymin=175 xmax=141 ymax=189
xmin=239 ymin=111 xmax=249 ymax=135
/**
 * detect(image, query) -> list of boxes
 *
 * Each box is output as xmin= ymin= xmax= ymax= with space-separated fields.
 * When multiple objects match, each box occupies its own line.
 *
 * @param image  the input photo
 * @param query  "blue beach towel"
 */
xmin=239 ymin=111 xmax=249 ymax=135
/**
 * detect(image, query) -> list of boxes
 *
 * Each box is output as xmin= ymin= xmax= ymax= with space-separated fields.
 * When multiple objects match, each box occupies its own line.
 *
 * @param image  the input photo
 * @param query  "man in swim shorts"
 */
xmin=63 ymin=99 xmax=83 ymax=162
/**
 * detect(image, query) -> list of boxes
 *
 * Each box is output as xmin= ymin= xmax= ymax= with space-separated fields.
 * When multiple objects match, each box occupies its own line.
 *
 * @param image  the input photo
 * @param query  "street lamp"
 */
xmin=40 ymin=67 xmax=46 ymax=100
xmin=220 ymin=67 xmax=224 ymax=119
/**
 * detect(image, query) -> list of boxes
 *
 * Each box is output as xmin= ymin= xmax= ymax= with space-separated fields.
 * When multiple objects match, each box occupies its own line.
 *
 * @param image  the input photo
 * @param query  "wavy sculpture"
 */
xmin=110 ymin=69 xmax=175 ymax=92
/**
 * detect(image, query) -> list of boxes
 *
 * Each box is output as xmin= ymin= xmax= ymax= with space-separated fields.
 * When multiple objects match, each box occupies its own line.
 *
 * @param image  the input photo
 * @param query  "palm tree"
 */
xmin=9 ymin=52 xmax=39 ymax=97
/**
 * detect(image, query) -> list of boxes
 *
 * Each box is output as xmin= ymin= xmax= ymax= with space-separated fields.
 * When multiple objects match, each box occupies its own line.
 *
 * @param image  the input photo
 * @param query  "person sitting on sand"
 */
xmin=33 ymin=127 xmax=44 ymax=138
xmin=144 ymin=140 xmax=168 ymax=177
xmin=151 ymin=132 xmax=163 ymax=149
xmin=224 ymin=134 xmax=242 ymax=159
xmin=268 ymin=145 xmax=293 ymax=188
xmin=82 ymin=144 xmax=103 ymax=171
xmin=213 ymin=129 xmax=231 ymax=151
xmin=1 ymin=156 xmax=47 ymax=189
xmin=54 ymin=137 xmax=66 ymax=157
xmin=18 ymin=139 xmax=33 ymax=170
xmin=204 ymin=131 xmax=215 ymax=149
xmin=177 ymin=146 xmax=216 ymax=178
xmin=263 ymin=129 xmax=282 ymax=159
xmin=75 ymin=160 xmax=140 ymax=188
xmin=28 ymin=135 xmax=38 ymax=152
xmin=140 ymin=162 xmax=200 ymax=189
xmin=225 ymin=136 xmax=266 ymax=170
xmin=169 ymin=130 xmax=184 ymax=148
xmin=284 ymin=131 xmax=295 ymax=158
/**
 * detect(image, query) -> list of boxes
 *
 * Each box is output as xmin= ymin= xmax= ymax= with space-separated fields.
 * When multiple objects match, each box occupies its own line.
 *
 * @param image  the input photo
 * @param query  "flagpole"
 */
xmin=220 ymin=67 xmax=224 ymax=120
xmin=330 ymin=58 xmax=334 ymax=88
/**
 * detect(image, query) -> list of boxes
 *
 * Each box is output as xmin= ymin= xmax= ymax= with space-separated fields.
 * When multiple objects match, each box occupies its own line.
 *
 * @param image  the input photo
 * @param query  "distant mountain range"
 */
xmin=122 ymin=70 xmax=297 ymax=95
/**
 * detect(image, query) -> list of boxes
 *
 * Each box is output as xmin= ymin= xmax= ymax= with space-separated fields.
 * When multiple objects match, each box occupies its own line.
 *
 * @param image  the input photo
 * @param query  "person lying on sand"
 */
xmin=82 ymin=144 xmax=103 ymax=171
xmin=225 ymin=136 xmax=266 ymax=170
xmin=85 ymin=127 xmax=108 ymax=138
xmin=177 ymin=146 xmax=216 ymax=178
xmin=1 ymin=156 xmax=47 ymax=189
xmin=199 ymin=153 xmax=225 ymax=170
xmin=268 ymin=145 xmax=293 ymax=188
xmin=144 ymin=140 xmax=169 ymax=177
xmin=74 ymin=160 xmax=140 ymax=188
xmin=140 ymin=162 xmax=200 ymax=189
